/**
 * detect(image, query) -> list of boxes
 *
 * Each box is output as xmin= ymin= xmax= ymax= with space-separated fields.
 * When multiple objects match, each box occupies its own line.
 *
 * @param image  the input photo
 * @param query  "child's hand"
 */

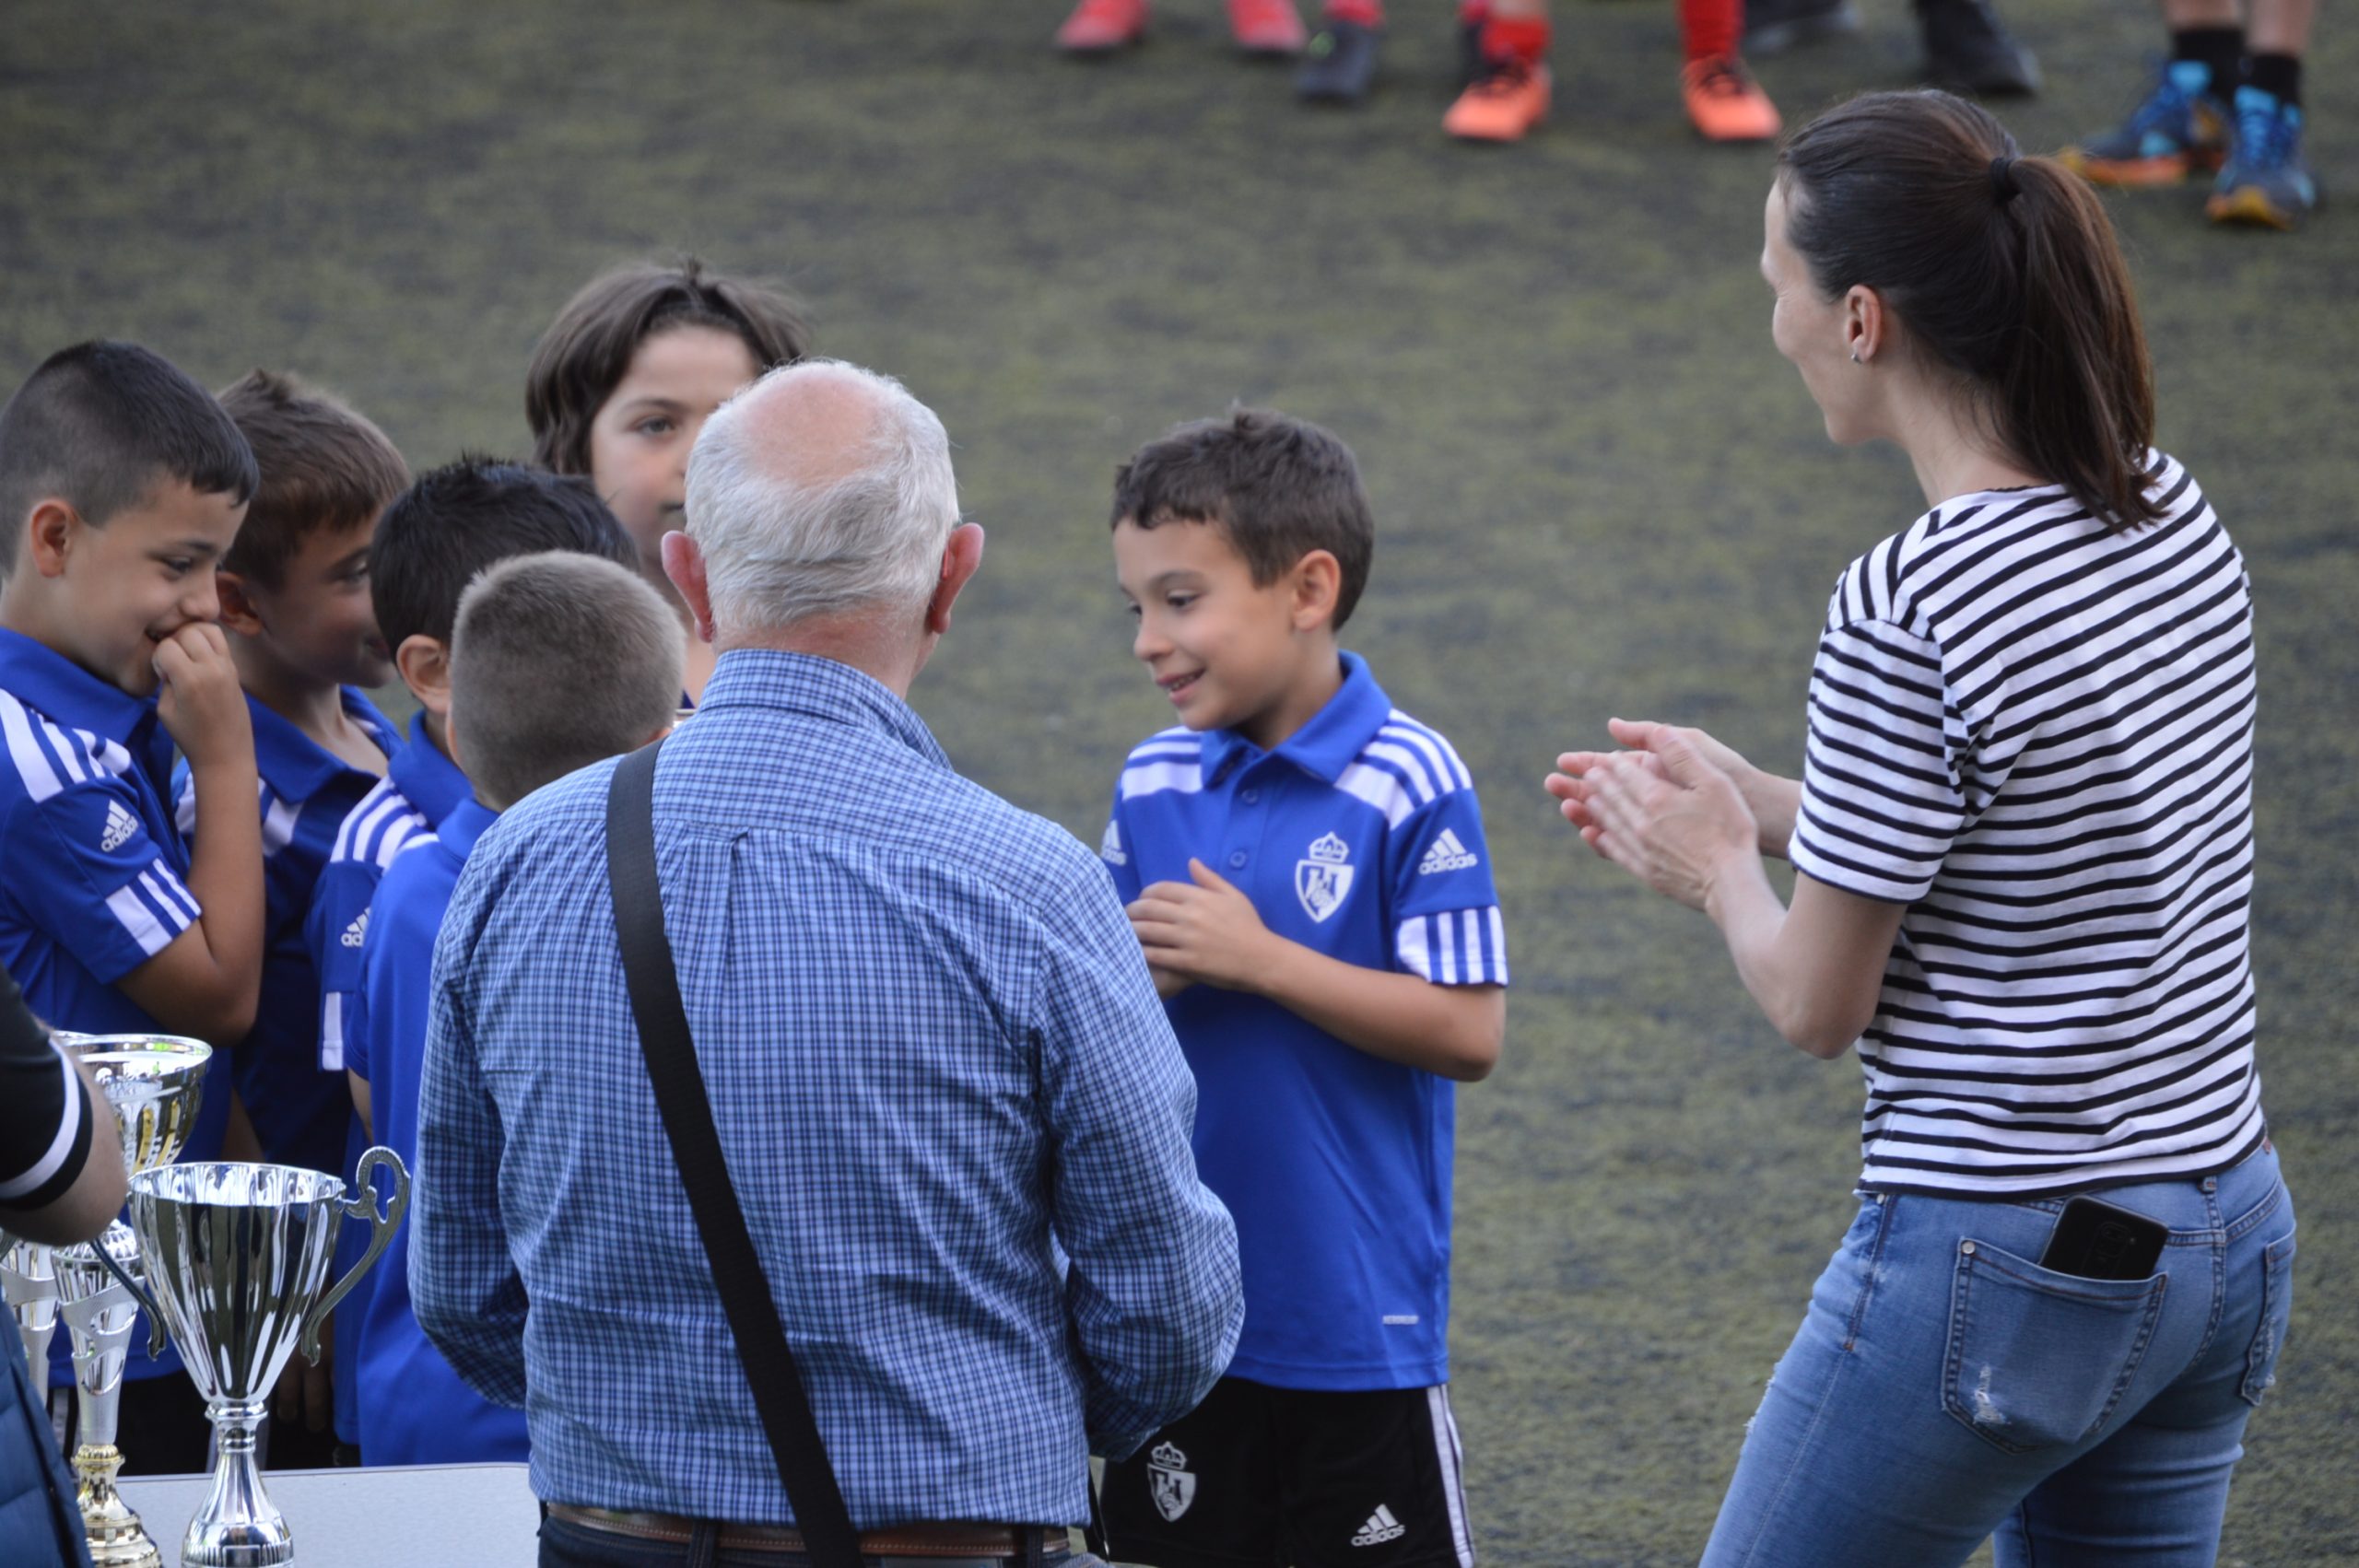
xmin=154 ymin=623 xmax=254 ymax=770
xmin=1127 ymin=860 xmax=1277 ymax=992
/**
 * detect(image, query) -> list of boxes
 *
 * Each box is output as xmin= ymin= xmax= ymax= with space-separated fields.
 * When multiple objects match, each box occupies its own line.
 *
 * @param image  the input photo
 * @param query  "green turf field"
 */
xmin=6 ymin=2 xmax=2352 ymax=1561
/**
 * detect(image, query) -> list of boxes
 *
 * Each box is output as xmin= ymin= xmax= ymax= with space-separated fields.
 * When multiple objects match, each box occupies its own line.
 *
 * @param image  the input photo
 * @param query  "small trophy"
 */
xmin=128 ymin=1151 xmax=408 ymax=1568
xmin=50 ymin=1035 xmax=212 ymax=1568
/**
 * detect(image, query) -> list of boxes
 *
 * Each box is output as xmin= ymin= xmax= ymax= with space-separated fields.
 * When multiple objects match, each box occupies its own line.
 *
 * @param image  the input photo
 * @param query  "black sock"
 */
xmin=2247 ymin=52 xmax=2302 ymax=107
xmin=2171 ymin=27 xmax=2245 ymax=98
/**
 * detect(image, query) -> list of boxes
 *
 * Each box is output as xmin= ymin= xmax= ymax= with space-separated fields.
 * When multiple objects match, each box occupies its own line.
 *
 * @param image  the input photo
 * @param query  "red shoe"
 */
xmin=1058 ymin=0 xmax=1149 ymax=53
xmin=1681 ymin=53 xmax=1781 ymax=142
xmin=1443 ymin=57 xmax=1551 ymax=141
xmin=1229 ymin=0 xmax=1309 ymax=54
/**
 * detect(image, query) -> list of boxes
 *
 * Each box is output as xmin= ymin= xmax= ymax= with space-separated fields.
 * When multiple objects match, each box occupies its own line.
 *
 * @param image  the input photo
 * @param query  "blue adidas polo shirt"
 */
xmin=304 ymin=708 xmax=471 ymax=1446
xmin=348 ymin=798 xmax=528 ymax=1465
xmin=173 ymin=690 xmax=397 ymax=1176
xmin=307 ymin=711 xmax=471 ymax=1074
xmin=0 ymin=626 xmax=231 ymax=1388
xmin=1101 ymin=651 xmax=1507 ymax=1391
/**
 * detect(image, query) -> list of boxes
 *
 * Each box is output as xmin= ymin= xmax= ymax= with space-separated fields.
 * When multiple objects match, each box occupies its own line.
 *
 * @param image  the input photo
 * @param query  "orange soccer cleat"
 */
xmin=1682 ymin=54 xmax=1781 ymax=142
xmin=1057 ymin=0 xmax=1150 ymax=53
xmin=1443 ymin=56 xmax=1551 ymax=142
xmin=1229 ymin=0 xmax=1309 ymax=54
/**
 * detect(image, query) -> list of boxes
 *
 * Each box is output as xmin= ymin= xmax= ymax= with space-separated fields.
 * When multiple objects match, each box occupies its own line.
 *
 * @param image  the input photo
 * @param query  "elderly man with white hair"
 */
xmin=411 ymin=360 xmax=1244 ymax=1568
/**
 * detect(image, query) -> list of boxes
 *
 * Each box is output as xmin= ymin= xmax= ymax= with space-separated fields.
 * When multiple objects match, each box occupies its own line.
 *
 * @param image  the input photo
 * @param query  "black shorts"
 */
xmin=1098 ymin=1376 xmax=1473 ymax=1568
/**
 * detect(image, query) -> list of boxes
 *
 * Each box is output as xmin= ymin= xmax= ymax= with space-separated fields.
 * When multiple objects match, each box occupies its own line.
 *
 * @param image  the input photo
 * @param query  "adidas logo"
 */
xmin=100 ymin=801 xmax=138 ymax=853
xmin=1099 ymin=820 xmax=1127 ymax=866
xmin=1352 ymin=1505 xmax=1406 ymax=1547
xmin=340 ymin=909 xmax=370 ymax=949
xmin=1417 ymin=828 xmax=1477 ymax=875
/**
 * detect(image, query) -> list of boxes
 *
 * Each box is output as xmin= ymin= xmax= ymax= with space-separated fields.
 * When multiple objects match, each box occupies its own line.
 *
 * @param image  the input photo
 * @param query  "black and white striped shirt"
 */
xmin=1789 ymin=453 xmax=2264 ymax=1196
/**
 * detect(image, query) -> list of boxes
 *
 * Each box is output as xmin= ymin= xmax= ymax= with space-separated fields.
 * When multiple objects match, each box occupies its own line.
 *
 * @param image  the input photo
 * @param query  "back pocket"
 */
xmin=2240 ymin=1225 xmax=2295 ymax=1406
xmin=1943 ymin=1236 xmax=2167 ymax=1455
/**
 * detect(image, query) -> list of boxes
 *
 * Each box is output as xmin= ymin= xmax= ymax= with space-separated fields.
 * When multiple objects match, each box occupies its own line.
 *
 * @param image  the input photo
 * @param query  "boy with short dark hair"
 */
xmin=350 ymin=550 xmax=681 ymax=1468
xmin=1097 ymin=409 xmax=1508 ymax=1568
xmin=0 ymin=339 xmax=264 ymax=1470
xmin=308 ymin=458 xmax=637 ymax=1462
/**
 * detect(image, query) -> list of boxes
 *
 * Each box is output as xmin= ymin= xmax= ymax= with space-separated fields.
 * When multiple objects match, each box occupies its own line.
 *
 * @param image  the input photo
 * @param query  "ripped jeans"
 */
xmin=1701 ymin=1141 xmax=2294 ymax=1568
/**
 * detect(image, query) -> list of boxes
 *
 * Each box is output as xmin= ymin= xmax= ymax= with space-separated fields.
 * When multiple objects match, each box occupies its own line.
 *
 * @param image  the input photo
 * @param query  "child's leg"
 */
xmin=2207 ymin=0 xmax=2320 ymax=228
xmin=2060 ymin=0 xmax=2240 ymax=185
xmin=1678 ymin=0 xmax=1781 ymax=141
xmin=1297 ymin=0 xmax=1387 ymax=102
xmin=1443 ymin=0 xmax=1551 ymax=142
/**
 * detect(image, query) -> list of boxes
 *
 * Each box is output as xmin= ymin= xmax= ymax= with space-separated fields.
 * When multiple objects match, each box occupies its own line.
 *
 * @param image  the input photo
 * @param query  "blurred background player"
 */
xmin=1444 ymin=0 xmax=1781 ymax=144
xmin=2059 ymin=0 xmax=2317 ymax=229
xmin=526 ymin=259 xmax=810 ymax=703
xmin=0 ymin=340 xmax=264 ymax=1472
xmin=173 ymin=368 xmax=409 ymax=1467
xmin=1058 ymin=0 xmax=1309 ymax=55
xmin=347 ymin=551 xmax=679 ymax=1469
xmin=1743 ymin=0 xmax=2039 ymax=96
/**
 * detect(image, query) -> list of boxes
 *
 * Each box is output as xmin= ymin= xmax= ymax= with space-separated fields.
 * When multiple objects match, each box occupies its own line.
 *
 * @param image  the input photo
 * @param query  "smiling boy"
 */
xmin=1097 ymin=410 xmax=1507 ymax=1568
xmin=0 ymin=339 xmax=264 ymax=1469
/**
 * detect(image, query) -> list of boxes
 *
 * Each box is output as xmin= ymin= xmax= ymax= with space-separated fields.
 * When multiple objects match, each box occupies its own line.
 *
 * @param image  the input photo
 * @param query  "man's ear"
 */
xmin=1288 ymin=549 xmax=1342 ymax=632
xmin=924 ymin=522 xmax=986 ymax=638
xmin=395 ymin=635 xmax=452 ymax=718
xmin=661 ymin=532 xmax=715 ymax=644
xmin=22 ymin=498 xmax=82 ymax=579
xmin=216 ymin=571 xmax=267 ymax=638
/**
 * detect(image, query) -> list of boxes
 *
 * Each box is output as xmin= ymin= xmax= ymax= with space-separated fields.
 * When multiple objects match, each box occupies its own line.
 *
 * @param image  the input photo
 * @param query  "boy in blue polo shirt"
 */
xmin=0 ymin=340 xmax=266 ymax=1471
xmin=309 ymin=459 xmax=638 ymax=1462
xmin=166 ymin=369 xmax=410 ymax=1467
xmin=351 ymin=550 xmax=680 ymax=1466
xmin=1097 ymin=410 xmax=1507 ymax=1568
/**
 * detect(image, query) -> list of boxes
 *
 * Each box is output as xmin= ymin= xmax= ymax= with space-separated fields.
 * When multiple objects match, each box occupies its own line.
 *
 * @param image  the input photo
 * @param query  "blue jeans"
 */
xmin=536 ymin=1515 xmax=1101 ymax=1568
xmin=1702 ymin=1141 xmax=2295 ymax=1568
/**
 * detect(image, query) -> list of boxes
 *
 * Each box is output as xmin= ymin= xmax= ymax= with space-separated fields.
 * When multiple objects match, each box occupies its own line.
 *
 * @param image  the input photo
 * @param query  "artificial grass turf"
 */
xmin=6 ymin=2 xmax=2352 ymax=1561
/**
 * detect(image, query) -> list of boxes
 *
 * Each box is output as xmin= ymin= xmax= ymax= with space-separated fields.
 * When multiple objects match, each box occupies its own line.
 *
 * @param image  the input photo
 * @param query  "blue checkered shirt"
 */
xmin=413 ymin=650 xmax=1242 ymax=1527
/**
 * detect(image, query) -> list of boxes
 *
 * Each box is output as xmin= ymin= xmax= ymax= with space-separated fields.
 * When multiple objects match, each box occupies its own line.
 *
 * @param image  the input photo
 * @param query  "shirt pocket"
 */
xmin=1942 ymin=1236 xmax=2167 ymax=1455
xmin=2239 ymin=1223 xmax=2296 ymax=1407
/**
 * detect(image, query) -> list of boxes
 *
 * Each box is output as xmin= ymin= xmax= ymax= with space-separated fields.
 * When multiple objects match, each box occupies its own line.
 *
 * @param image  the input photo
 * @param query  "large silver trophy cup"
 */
xmin=47 ymin=1035 xmax=213 ymax=1568
xmin=129 ymin=1151 xmax=407 ymax=1568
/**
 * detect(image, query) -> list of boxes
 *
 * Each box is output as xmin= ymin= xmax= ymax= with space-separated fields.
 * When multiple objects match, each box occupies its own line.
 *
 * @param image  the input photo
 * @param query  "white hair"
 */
xmin=685 ymin=359 xmax=959 ymax=636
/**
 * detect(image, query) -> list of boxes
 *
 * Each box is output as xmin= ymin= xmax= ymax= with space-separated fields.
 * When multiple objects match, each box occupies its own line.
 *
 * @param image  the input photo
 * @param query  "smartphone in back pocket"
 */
xmin=2041 ymin=1196 xmax=2169 ymax=1281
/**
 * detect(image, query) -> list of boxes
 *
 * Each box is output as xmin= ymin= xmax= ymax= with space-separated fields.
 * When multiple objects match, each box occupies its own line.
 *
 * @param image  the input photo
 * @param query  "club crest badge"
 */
xmin=1147 ymin=1441 xmax=1197 ymax=1521
xmin=1296 ymin=832 xmax=1356 ymax=923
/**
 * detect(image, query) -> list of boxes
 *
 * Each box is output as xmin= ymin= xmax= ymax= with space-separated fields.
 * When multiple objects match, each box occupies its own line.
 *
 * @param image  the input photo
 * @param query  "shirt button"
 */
xmin=1226 ymin=850 xmax=1248 ymax=869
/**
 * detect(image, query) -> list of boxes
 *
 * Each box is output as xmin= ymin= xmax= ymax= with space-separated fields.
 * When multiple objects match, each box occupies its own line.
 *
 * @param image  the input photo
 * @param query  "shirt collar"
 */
xmin=436 ymin=798 xmax=500 ymax=860
xmin=695 ymin=649 xmax=950 ymax=770
xmin=245 ymin=688 xmax=400 ymax=802
xmin=1198 ymin=650 xmax=1391 ymax=786
xmin=0 ymin=626 xmax=170 ymax=781
xmin=387 ymin=710 xmax=476 ymax=829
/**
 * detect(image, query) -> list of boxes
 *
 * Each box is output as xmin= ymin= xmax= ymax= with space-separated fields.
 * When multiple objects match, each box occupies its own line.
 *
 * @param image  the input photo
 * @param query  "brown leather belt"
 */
xmin=546 ymin=1504 xmax=1068 ymax=1561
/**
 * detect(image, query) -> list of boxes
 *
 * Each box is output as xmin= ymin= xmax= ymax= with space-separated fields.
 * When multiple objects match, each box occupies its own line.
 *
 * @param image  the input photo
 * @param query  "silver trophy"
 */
xmin=128 ymin=1151 xmax=408 ymax=1568
xmin=49 ymin=1034 xmax=213 ymax=1568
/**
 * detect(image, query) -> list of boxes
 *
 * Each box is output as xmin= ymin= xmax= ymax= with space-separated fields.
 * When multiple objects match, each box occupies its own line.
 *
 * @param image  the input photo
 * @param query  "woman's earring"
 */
xmin=1850 ymin=350 xmax=1861 ymax=364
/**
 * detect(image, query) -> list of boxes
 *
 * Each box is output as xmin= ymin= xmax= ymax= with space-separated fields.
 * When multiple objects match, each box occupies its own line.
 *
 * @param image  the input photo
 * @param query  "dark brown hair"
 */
xmin=1111 ymin=408 xmax=1376 ymax=628
xmin=1778 ymin=91 xmax=2160 ymax=530
xmin=0 ymin=341 xmax=256 ymax=574
xmin=525 ymin=259 xmax=811 ymax=476
xmin=216 ymin=370 xmax=410 ymax=589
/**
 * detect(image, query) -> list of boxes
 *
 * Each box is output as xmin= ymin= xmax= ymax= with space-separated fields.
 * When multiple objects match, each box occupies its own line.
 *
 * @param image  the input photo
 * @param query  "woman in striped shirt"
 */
xmin=1548 ymin=90 xmax=2296 ymax=1568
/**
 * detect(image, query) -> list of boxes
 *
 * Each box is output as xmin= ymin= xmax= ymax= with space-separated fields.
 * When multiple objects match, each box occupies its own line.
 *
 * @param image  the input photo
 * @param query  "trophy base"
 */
xmin=74 ymin=1442 xmax=164 ymax=1568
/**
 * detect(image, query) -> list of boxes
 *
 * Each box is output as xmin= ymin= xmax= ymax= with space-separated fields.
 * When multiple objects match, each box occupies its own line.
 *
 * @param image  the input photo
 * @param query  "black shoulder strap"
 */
xmin=604 ymin=740 xmax=862 ymax=1566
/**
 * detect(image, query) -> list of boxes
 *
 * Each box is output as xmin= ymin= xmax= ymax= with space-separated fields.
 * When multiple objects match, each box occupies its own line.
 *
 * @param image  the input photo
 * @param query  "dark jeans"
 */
xmin=537 ymin=1515 xmax=1103 ymax=1568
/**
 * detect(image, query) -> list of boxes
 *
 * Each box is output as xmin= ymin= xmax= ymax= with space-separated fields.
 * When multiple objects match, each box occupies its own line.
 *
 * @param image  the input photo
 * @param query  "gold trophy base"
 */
xmin=74 ymin=1442 xmax=163 ymax=1568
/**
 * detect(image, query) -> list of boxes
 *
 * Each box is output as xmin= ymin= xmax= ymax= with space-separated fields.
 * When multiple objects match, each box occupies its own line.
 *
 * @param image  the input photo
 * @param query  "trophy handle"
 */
xmin=300 ymin=1145 xmax=410 ymax=1363
xmin=91 ymin=1246 xmax=172 ymax=1359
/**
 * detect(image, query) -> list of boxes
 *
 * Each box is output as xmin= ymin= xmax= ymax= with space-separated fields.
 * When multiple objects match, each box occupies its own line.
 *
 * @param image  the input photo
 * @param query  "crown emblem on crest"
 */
xmin=1307 ymin=832 xmax=1350 ymax=864
xmin=1151 ymin=1442 xmax=1189 ymax=1469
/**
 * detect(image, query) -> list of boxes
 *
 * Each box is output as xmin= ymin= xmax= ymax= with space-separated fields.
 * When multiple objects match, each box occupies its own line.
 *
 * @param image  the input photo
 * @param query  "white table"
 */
xmin=118 ymin=1461 xmax=541 ymax=1566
